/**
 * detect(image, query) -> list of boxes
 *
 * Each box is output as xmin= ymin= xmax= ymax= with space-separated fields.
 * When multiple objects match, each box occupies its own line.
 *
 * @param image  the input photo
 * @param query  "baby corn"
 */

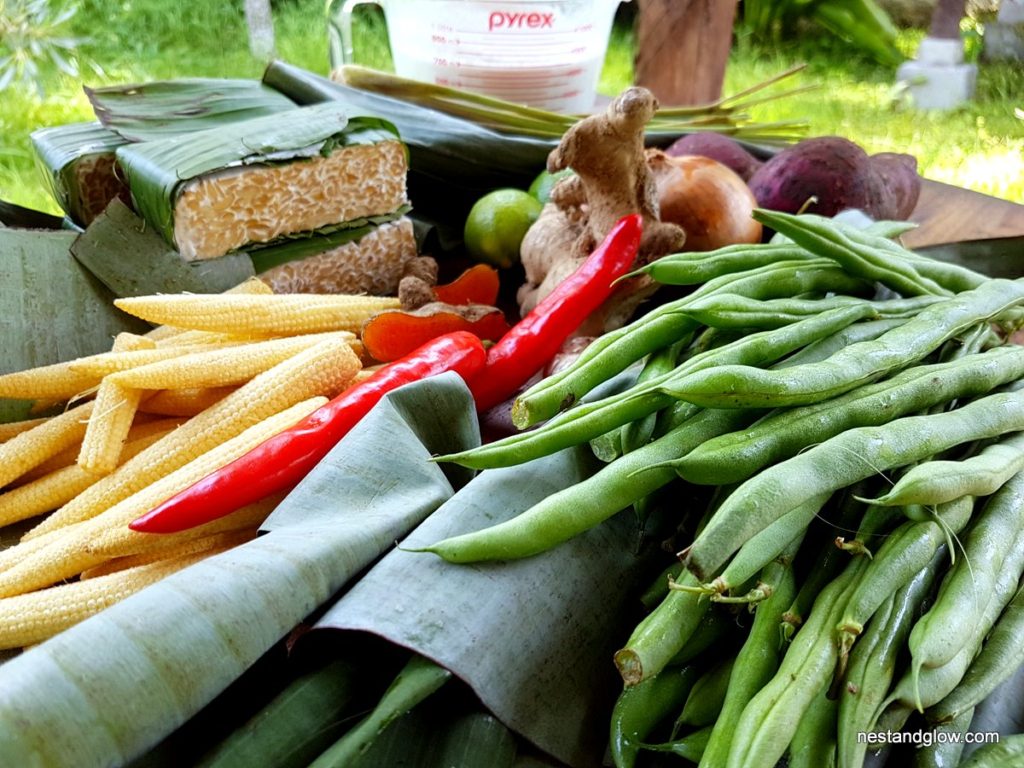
xmin=138 ymin=386 xmax=238 ymax=417
xmin=0 ymin=402 xmax=94 ymax=489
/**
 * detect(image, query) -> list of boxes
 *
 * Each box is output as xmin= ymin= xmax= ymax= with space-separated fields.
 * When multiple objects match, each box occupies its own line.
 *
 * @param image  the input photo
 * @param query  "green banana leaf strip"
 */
xmin=0 ymin=374 xmax=478 ymax=767
xmin=86 ymin=78 xmax=297 ymax=143
xmin=0 ymin=226 xmax=148 ymax=421
xmin=115 ymin=102 xmax=401 ymax=247
xmin=312 ymin=418 xmax=666 ymax=765
xmin=30 ymin=122 xmax=129 ymax=226
xmin=69 ymin=199 xmax=255 ymax=297
xmin=245 ymin=205 xmax=411 ymax=274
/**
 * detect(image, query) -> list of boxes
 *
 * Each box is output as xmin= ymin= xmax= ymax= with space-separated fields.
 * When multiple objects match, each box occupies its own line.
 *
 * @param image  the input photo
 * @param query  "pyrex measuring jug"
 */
xmin=328 ymin=0 xmax=627 ymax=114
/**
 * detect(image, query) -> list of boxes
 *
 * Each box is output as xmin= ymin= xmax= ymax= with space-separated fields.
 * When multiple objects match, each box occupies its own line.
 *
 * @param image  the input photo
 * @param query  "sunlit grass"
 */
xmin=1 ymin=0 xmax=1021 ymax=215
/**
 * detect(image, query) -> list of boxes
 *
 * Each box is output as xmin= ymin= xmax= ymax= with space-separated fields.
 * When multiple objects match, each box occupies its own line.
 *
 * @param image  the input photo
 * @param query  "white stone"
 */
xmin=917 ymin=36 xmax=965 ymax=65
xmin=897 ymin=59 xmax=978 ymax=110
xmin=998 ymin=0 xmax=1024 ymax=25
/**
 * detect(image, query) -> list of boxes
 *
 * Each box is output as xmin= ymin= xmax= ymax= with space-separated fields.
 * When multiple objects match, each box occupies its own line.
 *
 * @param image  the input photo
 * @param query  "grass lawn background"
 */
xmin=1 ymin=0 xmax=1021 ymax=215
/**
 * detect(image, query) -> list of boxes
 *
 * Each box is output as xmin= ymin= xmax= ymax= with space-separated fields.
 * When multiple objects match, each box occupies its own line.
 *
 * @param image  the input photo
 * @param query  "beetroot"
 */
xmin=665 ymin=132 xmax=763 ymax=181
xmin=748 ymin=136 xmax=920 ymax=221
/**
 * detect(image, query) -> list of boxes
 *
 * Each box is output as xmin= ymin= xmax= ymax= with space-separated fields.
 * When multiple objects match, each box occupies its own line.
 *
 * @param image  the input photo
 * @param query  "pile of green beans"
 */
xmin=420 ymin=212 xmax=1024 ymax=767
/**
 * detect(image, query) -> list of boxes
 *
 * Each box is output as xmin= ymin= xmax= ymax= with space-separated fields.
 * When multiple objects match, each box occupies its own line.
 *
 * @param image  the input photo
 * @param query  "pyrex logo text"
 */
xmin=488 ymin=11 xmax=555 ymax=30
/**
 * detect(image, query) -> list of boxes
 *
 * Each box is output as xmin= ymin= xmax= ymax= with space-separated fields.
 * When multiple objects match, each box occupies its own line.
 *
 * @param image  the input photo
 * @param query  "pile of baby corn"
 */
xmin=0 ymin=277 xmax=398 ymax=649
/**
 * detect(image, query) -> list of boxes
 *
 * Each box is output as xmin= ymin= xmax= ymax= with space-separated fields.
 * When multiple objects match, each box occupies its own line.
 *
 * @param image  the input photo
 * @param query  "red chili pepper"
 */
xmin=468 ymin=213 xmax=643 ymax=412
xmin=129 ymin=331 xmax=487 ymax=534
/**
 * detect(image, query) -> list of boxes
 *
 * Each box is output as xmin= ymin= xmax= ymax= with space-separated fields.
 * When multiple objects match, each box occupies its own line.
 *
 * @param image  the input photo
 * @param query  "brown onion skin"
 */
xmin=649 ymin=150 xmax=763 ymax=252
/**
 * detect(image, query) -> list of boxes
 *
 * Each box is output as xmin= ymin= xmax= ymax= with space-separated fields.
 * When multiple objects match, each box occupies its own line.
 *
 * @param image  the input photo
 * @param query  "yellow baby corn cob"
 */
xmin=153 ymin=330 xmax=246 ymax=348
xmin=23 ymin=338 xmax=358 ymax=541
xmin=109 ymin=333 xmax=157 ymax=352
xmin=80 ymin=529 xmax=256 ymax=580
xmin=68 ymin=341 xmax=244 ymax=377
xmin=109 ymin=332 xmax=355 ymax=390
xmin=0 ymin=421 xmax=179 ymax=528
xmin=0 ymin=362 xmax=100 ymax=402
xmin=143 ymin=277 xmax=274 ymax=341
xmin=0 ymin=417 xmax=49 ymax=443
xmin=0 ymin=402 xmax=94 ymax=489
xmin=0 ymin=523 xmax=84 ymax=574
xmin=0 ymin=399 xmax=324 ymax=597
xmin=138 ymin=386 xmax=238 ymax=417
xmin=0 ymin=545 xmax=230 ymax=649
xmin=113 ymin=293 xmax=401 ymax=337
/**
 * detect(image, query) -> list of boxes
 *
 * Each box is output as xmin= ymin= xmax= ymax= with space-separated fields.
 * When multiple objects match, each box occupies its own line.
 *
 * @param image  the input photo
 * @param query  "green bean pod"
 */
xmin=726 ymin=559 xmax=867 ymax=768
xmin=676 ymin=657 xmax=736 ymax=729
xmin=928 ymin=577 xmax=1024 ymax=724
xmin=699 ymin=548 xmax=798 ymax=768
xmin=836 ymin=560 xmax=938 ymax=768
xmin=661 ymin=278 xmax=1024 ymax=409
xmin=512 ymin=259 xmax=869 ymax=427
xmin=669 ymin=603 xmax=737 ymax=667
xmin=630 ymin=242 xmax=813 ymax=285
xmin=908 ymin=471 xmax=1024 ymax=674
xmin=609 ymin=665 xmax=699 ymax=768
xmin=911 ymin=706 xmax=975 ymax=768
xmin=685 ymin=388 xmax=1024 ymax=582
xmin=866 ymin=431 xmax=1024 ymax=507
xmin=618 ymin=339 xmax=688 ymax=456
xmin=444 ymin=303 xmax=877 ymax=471
xmin=886 ymin=526 xmax=1024 ymax=714
xmin=958 ymin=734 xmax=1024 ymax=767
xmin=778 ymin=317 xmax=906 ymax=367
xmin=679 ymin=293 xmax=943 ymax=330
xmin=788 ymin=688 xmax=839 ymax=768
xmin=674 ymin=345 xmax=1024 ymax=486
xmin=752 ymin=208 xmax=954 ymax=297
xmin=638 ymin=724 xmax=713 ymax=762
xmin=835 ymin=497 xmax=974 ymax=668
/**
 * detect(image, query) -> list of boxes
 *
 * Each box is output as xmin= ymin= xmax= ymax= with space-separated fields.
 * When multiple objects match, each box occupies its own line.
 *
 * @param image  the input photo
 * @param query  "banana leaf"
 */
xmin=70 ymin=199 xmax=255 ymax=297
xmin=86 ymin=78 xmax=297 ymax=143
xmin=0 ymin=226 xmax=148 ymax=421
xmin=30 ymin=122 xmax=130 ymax=227
xmin=114 ymin=102 xmax=401 ymax=253
xmin=0 ymin=374 xmax=478 ymax=767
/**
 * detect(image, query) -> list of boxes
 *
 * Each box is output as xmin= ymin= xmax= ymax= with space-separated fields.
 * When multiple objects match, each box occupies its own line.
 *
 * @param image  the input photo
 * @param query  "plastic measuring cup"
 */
xmin=329 ymin=0 xmax=627 ymax=114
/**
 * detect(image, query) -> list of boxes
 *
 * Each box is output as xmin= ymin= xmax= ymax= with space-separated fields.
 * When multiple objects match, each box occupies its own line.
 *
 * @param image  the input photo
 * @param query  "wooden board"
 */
xmin=904 ymin=179 xmax=1024 ymax=249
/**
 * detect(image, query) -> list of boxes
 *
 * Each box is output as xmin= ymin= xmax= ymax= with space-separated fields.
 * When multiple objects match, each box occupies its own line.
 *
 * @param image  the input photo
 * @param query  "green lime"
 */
xmin=463 ymin=188 xmax=543 ymax=269
xmin=528 ymin=168 xmax=575 ymax=205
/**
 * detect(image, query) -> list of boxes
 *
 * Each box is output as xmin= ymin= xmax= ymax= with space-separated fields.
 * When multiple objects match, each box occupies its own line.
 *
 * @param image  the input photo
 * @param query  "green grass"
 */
xmin=1 ymin=0 xmax=1021 ymax=215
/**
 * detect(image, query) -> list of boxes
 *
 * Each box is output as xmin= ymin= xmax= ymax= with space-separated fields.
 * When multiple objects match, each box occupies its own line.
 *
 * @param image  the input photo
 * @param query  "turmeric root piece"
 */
xmin=518 ymin=87 xmax=686 ymax=333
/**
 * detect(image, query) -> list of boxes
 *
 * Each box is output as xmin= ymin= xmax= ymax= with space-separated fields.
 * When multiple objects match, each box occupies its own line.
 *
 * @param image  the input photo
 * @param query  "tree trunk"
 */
xmin=633 ymin=0 xmax=738 ymax=106
xmin=245 ymin=0 xmax=276 ymax=60
xmin=929 ymin=0 xmax=967 ymax=39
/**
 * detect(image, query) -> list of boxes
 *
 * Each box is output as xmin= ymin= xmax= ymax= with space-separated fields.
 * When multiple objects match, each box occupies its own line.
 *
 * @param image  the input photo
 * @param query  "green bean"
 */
xmin=688 ymin=493 xmax=826 ymax=599
xmin=674 ymin=346 xmax=1024 ymax=486
xmin=788 ymin=689 xmax=838 ymax=768
xmin=836 ymin=560 xmax=939 ymax=768
xmin=726 ymin=559 xmax=867 ymax=768
xmin=630 ymin=242 xmax=813 ymax=285
xmin=835 ymin=497 xmax=974 ymax=671
xmin=886 ymin=524 xmax=1024 ymax=713
xmin=669 ymin=603 xmax=736 ymax=667
xmin=779 ymin=317 xmax=906 ymax=367
xmin=639 ymin=561 xmax=684 ymax=611
xmin=699 ymin=547 xmax=798 ymax=768
xmin=679 ymin=293 xmax=943 ymax=330
xmin=958 ymin=734 xmax=1024 ymax=767
xmin=684 ymin=388 xmax=1024 ymax=582
xmin=445 ymin=304 xmax=876 ymax=470
xmin=912 ymin=707 xmax=974 ymax=768
xmin=618 ymin=339 xmax=688 ymax=455
xmin=676 ymin=657 xmax=736 ymax=729
xmin=753 ymin=208 xmax=954 ymax=297
xmin=662 ymin=278 xmax=1024 ymax=409
xmin=512 ymin=259 xmax=869 ymax=427
xmin=929 ymin=579 xmax=1024 ymax=724
xmin=609 ymin=665 xmax=699 ymax=768
xmin=908 ymin=471 xmax=1024 ymax=675
xmin=866 ymin=431 xmax=1024 ymax=507
xmin=638 ymin=724 xmax=712 ymax=762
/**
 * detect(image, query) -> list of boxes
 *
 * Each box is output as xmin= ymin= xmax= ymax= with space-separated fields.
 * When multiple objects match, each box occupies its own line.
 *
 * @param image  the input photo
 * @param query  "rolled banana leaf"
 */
xmin=30 ymin=122 xmax=130 ymax=227
xmin=115 ymin=102 xmax=407 ymax=261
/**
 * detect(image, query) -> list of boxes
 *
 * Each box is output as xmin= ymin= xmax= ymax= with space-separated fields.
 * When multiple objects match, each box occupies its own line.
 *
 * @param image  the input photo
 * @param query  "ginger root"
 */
xmin=518 ymin=87 xmax=686 ymax=333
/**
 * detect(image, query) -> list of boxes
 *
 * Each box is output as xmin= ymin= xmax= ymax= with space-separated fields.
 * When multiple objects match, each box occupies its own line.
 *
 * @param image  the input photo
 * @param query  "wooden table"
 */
xmin=903 ymin=179 xmax=1024 ymax=249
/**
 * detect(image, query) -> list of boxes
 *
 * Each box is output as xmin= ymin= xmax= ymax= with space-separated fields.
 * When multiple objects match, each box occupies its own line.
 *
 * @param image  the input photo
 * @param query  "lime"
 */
xmin=528 ymin=168 xmax=575 ymax=205
xmin=463 ymin=188 xmax=543 ymax=269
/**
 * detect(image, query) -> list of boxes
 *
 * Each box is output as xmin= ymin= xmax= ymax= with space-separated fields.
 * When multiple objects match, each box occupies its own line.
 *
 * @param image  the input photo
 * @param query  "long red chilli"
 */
xmin=130 ymin=331 xmax=488 ymax=534
xmin=468 ymin=213 xmax=643 ymax=412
